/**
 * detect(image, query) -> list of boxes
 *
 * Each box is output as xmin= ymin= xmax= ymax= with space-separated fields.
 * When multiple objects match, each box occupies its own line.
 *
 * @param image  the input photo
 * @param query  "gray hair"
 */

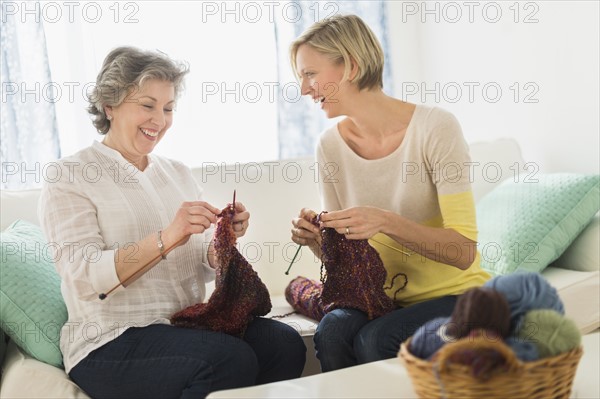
xmin=87 ymin=47 xmax=189 ymax=134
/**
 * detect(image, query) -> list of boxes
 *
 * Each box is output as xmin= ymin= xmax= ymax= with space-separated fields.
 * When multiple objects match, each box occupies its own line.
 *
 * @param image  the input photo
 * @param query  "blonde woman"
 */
xmin=290 ymin=15 xmax=490 ymax=372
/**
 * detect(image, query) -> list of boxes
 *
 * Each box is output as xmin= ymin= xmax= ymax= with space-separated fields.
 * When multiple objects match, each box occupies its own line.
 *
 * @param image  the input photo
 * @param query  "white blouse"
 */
xmin=39 ymin=141 xmax=215 ymax=373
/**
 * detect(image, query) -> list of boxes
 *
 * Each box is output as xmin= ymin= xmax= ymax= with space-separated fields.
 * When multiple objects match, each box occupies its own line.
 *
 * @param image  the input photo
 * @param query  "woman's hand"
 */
xmin=291 ymin=208 xmax=321 ymax=251
xmin=163 ymin=201 xmax=220 ymax=249
xmin=231 ymin=201 xmax=250 ymax=238
xmin=319 ymin=206 xmax=388 ymax=240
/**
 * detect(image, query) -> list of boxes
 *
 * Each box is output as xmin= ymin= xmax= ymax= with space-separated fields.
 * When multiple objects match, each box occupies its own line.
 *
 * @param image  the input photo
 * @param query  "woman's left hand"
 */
xmin=231 ymin=201 xmax=250 ymax=238
xmin=318 ymin=206 xmax=388 ymax=240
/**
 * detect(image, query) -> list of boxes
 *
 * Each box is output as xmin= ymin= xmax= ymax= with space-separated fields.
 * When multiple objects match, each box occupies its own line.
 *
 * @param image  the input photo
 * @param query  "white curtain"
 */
xmin=274 ymin=1 xmax=393 ymax=159
xmin=1 ymin=2 xmax=60 ymax=189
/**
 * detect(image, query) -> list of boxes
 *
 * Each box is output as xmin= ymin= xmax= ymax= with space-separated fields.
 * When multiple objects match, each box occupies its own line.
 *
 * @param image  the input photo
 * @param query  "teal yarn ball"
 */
xmin=517 ymin=309 xmax=581 ymax=358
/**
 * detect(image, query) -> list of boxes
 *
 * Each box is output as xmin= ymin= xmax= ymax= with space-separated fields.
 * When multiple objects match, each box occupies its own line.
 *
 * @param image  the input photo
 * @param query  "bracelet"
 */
xmin=157 ymin=230 xmax=166 ymax=260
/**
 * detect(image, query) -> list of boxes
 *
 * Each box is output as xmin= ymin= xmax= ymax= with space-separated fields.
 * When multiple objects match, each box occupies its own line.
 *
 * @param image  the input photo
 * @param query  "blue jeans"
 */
xmin=314 ymin=295 xmax=458 ymax=372
xmin=69 ymin=318 xmax=306 ymax=399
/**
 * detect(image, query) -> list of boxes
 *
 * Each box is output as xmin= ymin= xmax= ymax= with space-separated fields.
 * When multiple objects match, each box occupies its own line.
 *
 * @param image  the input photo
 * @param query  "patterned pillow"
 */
xmin=0 ymin=219 xmax=67 ymax=368
xmin=477 ymin=174 xmax=600 ymax=276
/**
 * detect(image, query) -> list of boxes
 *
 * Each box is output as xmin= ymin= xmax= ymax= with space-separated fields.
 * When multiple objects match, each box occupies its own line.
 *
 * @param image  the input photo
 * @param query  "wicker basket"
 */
xmin=398 ymin=335 xmax=583 ymax=399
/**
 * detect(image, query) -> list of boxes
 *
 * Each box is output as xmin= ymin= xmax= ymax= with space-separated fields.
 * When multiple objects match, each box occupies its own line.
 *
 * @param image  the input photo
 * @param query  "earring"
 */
xmin=107 ymin=115 xmax=112 ymax=121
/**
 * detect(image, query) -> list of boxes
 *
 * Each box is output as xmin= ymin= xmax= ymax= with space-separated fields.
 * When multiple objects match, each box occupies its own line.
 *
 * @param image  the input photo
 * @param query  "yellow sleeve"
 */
xmin=438 ymin=191 xmax=478 ymax=242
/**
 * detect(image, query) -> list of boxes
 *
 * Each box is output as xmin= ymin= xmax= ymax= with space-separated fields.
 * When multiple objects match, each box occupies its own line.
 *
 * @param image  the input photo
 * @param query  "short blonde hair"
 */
xmin=87 ymin=47 xmax=189 ymax=134
xmin=290 ymin=14 xmax=384 ymax=91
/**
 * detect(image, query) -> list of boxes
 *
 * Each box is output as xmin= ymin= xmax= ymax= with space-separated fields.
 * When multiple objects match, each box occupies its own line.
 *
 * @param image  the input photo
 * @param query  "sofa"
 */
xmin=1 ymin=138 xmax=598 ymax=398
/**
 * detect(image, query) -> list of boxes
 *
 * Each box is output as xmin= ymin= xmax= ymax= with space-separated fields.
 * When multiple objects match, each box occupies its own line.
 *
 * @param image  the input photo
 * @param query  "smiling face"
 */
xmin=104 ymin=79 xmax=175 ymax=168
xmin=295 ymin=44 xmax=353 ymax=119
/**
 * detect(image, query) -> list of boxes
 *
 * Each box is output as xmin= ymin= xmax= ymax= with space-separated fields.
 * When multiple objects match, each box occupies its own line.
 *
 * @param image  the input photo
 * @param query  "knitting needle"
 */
xmin=285 ymin=209 xmax=318 ymax=275
xmin=102 ymin=191 xmax=241 ymax=300
xmin=284 ymin=235 xmax=411 ymax=276
xmin=99 ymin=235 xmax=188 ymax=300
xmin=369 ymin=237 xmax=412 ymax=256
xmin=285 ymin=245 xmax=303 ymax=275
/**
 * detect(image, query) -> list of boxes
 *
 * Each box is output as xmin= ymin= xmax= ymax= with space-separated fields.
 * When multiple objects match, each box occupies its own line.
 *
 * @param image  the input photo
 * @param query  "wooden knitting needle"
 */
xmin=99 ymin=235 xmax=188 ymax=300
xmin=101 ymin=190 xmax=241 ymax=300
xmin=101 ymin=190 xmax=239 ymax=300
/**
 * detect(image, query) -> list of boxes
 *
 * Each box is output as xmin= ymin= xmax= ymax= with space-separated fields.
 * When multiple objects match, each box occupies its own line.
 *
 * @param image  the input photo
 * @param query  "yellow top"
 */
xmin=369 ymin=191 xmax=489 ymax=307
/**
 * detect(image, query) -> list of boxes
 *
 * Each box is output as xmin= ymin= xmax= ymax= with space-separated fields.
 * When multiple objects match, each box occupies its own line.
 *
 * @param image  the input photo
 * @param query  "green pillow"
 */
xmin=477 ymin=174 xmax=600 ymax=276
xmin=0 ymin=219 xmax=67 ymax=368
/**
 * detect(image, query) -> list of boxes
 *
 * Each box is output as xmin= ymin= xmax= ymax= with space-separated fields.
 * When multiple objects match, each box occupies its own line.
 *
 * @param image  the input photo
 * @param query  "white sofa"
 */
xmin=1 ymin=138 xmax=598 ymax=398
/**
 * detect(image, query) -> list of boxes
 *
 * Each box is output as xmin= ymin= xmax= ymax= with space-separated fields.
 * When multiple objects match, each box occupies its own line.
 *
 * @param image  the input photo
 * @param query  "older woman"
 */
xmin=40 ymin=47 xmax=305 ymax=398
xmin=289 ymin=15 xmax=490 ymax=372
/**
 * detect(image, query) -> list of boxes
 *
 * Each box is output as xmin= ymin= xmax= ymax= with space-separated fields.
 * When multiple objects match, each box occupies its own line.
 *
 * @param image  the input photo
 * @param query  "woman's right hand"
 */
xmin=291 ymin=208 xmax=321 ymax=252
xmin=163 ymin=201 xmax=220 ymax=249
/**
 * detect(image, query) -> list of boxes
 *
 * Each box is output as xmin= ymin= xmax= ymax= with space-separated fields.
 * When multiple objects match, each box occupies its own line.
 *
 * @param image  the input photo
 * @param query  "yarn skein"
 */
xmin=484 ymin=272 xmax=564 ymax=332
xmin=450 ymin=287 xmax=511 ymax=339
xmin=285 ymin=276 xmax=326 ymax=321
xmin=517 ymin=309 xmax=581 ymax=358
xmin=409 ymin=317 xmax=456 ymax=359
xmin=505 ymin=336 xmax=539 ymax=361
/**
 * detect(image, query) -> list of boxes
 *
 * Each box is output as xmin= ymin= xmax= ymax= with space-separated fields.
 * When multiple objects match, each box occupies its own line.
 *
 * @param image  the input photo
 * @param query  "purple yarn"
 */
xmin=484 ymin=272 xmax=564 ymax=332
xmin=285 ymin=276 xmax=326 ymax=321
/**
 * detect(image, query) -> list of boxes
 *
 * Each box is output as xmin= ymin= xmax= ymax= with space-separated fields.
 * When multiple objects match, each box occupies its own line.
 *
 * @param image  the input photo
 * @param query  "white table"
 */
xmin=208 ymin=332 xmax=599 ymax=399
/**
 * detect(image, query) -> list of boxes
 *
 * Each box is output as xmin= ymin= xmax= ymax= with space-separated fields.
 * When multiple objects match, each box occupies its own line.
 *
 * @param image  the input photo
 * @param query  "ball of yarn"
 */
xmin=517 ymin=309 xmax=581 ymax=358
xmin=451 ymin=287 xmax=511 ymax=339
xmin=484 ymin=272 xmax=564 ymax=332
xmin=446 ymin=332 xmax=508 ymax=381
xmin=409 ymin=317 xmax=456 ymax=359
xmin=505 ymin=336 xmax=539 ymax=361
xmin=285 ymin=276 xmax=326 ymax=321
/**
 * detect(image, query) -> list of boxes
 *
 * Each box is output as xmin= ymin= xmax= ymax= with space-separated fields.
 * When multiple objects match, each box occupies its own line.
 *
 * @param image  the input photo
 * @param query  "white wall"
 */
xmin=387 ymin=0 xmax=599 ymax=174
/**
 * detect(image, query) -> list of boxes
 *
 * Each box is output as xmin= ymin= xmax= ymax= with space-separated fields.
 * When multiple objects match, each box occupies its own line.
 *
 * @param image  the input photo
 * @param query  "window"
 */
xmin=4 ymin=0 xmax=389 ymax=185
xmin=44 ymin=1 xmax=281 ymax=166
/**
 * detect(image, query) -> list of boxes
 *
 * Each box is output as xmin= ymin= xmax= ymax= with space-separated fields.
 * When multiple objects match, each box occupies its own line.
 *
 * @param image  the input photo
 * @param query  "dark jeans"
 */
xmin=70 ymin=318 xmax=306 ymax=399
xmin=314 ymin=295 xmax=458 ymax=372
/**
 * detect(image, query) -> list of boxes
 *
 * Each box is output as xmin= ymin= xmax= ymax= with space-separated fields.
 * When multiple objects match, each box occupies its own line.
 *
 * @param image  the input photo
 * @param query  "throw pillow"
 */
xmin=0 ymin=219 xmax=67 ymax=368
xmin=477 ymin=173 xmax=600 ymax=276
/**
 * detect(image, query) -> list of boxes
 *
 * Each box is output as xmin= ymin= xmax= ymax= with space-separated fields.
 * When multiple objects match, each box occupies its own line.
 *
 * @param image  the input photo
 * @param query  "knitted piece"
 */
xmin=285 ymin=276 xmax=326 ymax=321
xmin=285 ymin=213 xmax=393 ymax=320
xmin=318 ymin=213 xmax=394 ymax=319
xmin=170 ymin=205 xmax=272 ymax=336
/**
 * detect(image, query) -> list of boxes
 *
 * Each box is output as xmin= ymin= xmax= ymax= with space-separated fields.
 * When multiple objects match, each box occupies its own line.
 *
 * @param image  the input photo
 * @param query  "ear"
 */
xmin=104 ymin=105 xmax=113 ymax=118
xmin=348 ymin=58 xmax=359 ymax=81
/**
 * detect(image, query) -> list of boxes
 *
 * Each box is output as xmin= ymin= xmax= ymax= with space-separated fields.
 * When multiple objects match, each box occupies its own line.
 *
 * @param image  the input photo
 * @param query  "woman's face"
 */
xmin=105 ymin=79 xmax=175 ymax=161
xmin=295 ymin=44 xmax=350 ymax=118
